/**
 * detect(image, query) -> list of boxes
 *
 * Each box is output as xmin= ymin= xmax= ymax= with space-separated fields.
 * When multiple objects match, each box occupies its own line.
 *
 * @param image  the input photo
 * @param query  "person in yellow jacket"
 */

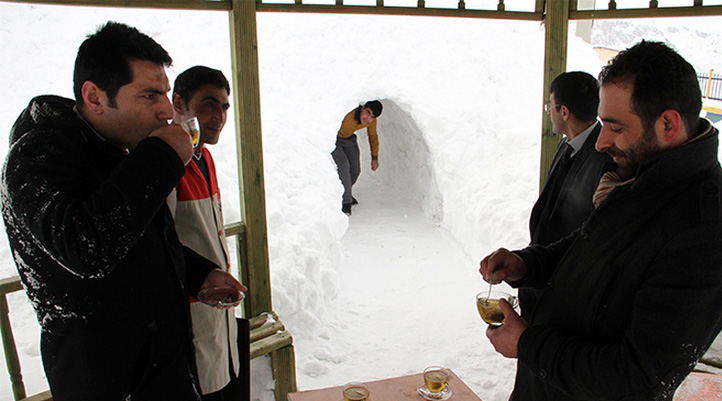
xmin=332 ymin=100 xmax=383 ymax=215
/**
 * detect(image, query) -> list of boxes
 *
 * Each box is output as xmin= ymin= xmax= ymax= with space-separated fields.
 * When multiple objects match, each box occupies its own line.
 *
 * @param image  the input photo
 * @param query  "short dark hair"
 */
xmin=173 ymin=66 xmax=230 ymax=107
xmin=365 ymin=100 xmax=383 ymax=117
xmin=73 ymin=21 xmax=172 ymax=107
xmin=599 ymin=40 xmax=701 ymax=135
xmin=550 ymin=71 xmax=599 ymax=122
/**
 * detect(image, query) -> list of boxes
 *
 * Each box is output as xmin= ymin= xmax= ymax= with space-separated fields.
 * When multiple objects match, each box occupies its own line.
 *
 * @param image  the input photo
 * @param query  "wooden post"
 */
xmin=539 ymin=0 xmax=570 ymax=191
xmin=229 ymin=0 xmax=273 ymax=317
xmin=272 ymin=345 xmax=298 ymax=401
xmin=0 ymin=294 xmax=25 ymax=400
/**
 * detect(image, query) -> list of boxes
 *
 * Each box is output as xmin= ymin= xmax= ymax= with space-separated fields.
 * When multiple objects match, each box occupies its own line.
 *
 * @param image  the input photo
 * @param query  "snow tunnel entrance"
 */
xmin=354 ymin=99 xmax=442 ymax=223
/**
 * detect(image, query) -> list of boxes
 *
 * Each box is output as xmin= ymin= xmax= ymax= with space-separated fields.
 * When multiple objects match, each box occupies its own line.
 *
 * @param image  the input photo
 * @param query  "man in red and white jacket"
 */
xmin=167 ymin=66 xmax=242 ymax=401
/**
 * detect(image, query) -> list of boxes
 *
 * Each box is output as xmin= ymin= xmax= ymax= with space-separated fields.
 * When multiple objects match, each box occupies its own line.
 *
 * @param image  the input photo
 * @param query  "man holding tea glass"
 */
xmin=168 ymin=66 xmax=245 ymax=401
xmin=2 ymin=22 xmax=243 ymax=401
xmin=479 ymin=41 xmax=722 ymax=400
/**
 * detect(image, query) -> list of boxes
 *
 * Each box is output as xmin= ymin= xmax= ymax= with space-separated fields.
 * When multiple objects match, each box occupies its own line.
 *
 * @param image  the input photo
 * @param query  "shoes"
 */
xmin=351 ymin=197 xmax=358 ymax=205
xmin=342 ymin=203 xmax=352 ymax=215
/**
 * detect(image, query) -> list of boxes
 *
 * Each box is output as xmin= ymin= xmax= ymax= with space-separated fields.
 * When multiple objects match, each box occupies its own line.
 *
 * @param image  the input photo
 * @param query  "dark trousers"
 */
xmin=331 ymin=135 xmax=361 ymax=204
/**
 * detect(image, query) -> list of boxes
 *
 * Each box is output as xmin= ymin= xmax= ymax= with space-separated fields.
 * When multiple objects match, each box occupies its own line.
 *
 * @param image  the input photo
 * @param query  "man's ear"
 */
xmin=560 ymin=105 xmax=571 ymax=121
xmin=81 ymin=81 xmax=105 ymax=115
xmin=656 ymin=109 xmax=684 ymax=145
xmin=172 ymin=93 xmax=185 ymax=115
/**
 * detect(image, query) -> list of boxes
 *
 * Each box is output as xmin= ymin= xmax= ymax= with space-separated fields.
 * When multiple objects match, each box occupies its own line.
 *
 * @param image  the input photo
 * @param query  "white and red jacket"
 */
xmin=168 ymin=147 xmax=239 ymax=394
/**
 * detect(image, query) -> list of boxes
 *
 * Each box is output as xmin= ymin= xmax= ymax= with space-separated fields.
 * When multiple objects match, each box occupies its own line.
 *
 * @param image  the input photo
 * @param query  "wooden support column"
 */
xmin=539 ymin=0 xmax=570 ymax=190
xmin=229 ymin=0 xmax=272 ymax=317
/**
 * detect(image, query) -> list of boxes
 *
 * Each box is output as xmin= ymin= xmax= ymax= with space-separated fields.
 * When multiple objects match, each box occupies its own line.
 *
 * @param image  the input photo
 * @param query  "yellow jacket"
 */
xmin=337 ymin=106 xmax=379 ymax=158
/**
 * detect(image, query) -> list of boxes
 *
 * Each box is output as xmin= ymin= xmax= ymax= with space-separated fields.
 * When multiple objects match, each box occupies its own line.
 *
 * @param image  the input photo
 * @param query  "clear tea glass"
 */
xmin=476 ymin=290 xmax=518 ymax=325
xmin=423 ymin=366 xmax=450 ymax=393
xmin=342 ymin=381 xmax=369 ymax=401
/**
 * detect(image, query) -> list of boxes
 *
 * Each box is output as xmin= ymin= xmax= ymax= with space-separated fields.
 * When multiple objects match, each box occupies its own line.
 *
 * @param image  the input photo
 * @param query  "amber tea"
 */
xmin=477 ymin=298 xmax=504 ymax=324
xmin=180 ymin=117 xmax=200 ymax=146
xmin=423 ymin=368 xmax=449 ymax=393
xmin=475 ymin=291 xmax=517 ymax=325
xmin=342 ymin=382 xmax=369 ymax=401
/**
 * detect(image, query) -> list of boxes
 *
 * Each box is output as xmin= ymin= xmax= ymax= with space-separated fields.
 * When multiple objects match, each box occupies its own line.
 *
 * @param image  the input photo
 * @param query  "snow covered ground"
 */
xmin=1 ymin=2 xmax=722 ymax=401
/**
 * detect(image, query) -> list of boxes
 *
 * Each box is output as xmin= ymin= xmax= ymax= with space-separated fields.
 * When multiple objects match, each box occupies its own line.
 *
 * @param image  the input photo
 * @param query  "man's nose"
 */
xmin=158 ymin=95 xmax=174 ymax=120
xmin=596 ymin=125 xmax=612 ymax=152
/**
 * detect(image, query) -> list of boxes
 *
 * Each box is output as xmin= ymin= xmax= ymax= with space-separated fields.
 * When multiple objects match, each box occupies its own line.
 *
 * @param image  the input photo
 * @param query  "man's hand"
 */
xmin=371 ymin=159 xmax=379 ymax=171
xmin=479 ymin=248 xmax=527 ymax=284
xmin=485 ymin=299 xmax=528 ymax=358
xmin=200 ymin=269 xmax=247 ymax=293
xmin=149 ymin=124 xmax=193 ymax=165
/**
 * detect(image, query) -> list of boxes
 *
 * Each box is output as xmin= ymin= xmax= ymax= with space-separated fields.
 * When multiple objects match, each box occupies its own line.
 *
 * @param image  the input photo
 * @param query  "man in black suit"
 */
xmin=520 ymin=71 xmax=615 ymax=320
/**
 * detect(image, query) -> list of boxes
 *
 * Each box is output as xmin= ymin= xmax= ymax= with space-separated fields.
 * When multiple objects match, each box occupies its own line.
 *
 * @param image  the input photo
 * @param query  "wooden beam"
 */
xmin=256 ymin=3 xmax=543 ymax=21
xmin=0 ymin=0 xmax=230 ymax=10
xmin=570 ymin=5 xmax=722 ymax=20
xmin=538 ymin=0 xmax=570 ymax=191
xmin=229 ymin=0 xmax=273 ymax=317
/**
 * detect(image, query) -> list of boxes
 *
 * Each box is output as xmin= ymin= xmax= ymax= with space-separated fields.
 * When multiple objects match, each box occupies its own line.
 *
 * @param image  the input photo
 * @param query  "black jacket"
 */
xmin=2 ymin=96 xmax=217 ymax=400
xmin=511 ymin=120 xmax=722 ymax=400
xmin=529 ymin=122 xmax=615 ymax=245
xmin=521 ymin=123 xmax=615 ymax=319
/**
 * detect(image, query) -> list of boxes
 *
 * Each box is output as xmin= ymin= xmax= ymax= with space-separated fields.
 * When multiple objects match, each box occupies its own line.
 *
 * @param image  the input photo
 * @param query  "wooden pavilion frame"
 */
xmin=1 ymin=1 xmax=722 ymax=401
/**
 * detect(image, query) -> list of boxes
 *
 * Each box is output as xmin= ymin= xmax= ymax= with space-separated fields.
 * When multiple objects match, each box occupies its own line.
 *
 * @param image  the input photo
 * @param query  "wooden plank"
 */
xmin=256 ymin=3 xmax=543 ymax=21
xmin=20 ymin=390 xmax=52 ymax=401
xmin=250 ymin=321 xmax=285 ymax=343
xmin=249 ymin=311 xmax=278 ymax=331
xmin=229 ymin=0 xmax=273 ymax=317
xmin=570 ymin=5 xmax=722 ymax=20
xmin=250 ymin=331 xmax=293 ymax=359
xmin=272 ymin=345 xmax=297 ymax=401
xmin=0 ymin=0 xmax=230 ymax=10
xmin=224 ymin=221 xmax=246 ymax=238
xmin=0 ymin=276 xmax=22 ymax=296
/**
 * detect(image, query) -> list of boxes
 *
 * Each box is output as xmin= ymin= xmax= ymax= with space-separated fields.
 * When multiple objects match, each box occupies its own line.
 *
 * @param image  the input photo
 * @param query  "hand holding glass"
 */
xmin=197 ymin=287 xmax=244 ymax=308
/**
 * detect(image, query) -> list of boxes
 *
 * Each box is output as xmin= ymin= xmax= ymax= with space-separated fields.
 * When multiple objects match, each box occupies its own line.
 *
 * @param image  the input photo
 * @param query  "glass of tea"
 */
xmin=342 ymin=381 xmax=369 ymax=401
xmin=418 ymin=366 xmax=452 ymax=400
xmin=180 ymin=116 xmax=201 ymax=147
xmin=476 ymin=290 xmax=518 ymax=325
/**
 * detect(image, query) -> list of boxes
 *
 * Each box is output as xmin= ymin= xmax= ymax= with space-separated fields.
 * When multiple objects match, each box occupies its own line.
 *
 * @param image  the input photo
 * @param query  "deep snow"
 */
xmin=1 ymin=2 xmax=722 ymax=401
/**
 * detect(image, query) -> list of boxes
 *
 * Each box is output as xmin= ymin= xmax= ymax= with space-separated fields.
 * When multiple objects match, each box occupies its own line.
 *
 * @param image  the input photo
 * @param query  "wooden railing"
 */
xmin=1 ymin=220 xmax=296 ymax=401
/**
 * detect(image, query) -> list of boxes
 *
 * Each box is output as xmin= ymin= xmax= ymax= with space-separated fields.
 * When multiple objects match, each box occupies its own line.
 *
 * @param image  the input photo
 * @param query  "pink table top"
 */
xmin=288 ymin=369 xmax=483 ymax=401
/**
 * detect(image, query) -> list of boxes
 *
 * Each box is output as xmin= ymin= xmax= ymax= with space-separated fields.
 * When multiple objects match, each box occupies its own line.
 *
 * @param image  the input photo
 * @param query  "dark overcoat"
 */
xmin=511 ymin=121 xmax=722 ymax=400
xmin=2 ymin=96 xmax=217 ymax=400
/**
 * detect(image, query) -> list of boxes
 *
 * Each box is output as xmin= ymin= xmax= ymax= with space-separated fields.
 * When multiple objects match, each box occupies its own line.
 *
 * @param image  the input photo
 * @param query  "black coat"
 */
xmin=2 ymin=96 xmax=217 ymax=401
xmin=521 ymin=123 xmax=615 ymax=319
xmin=511 ymin=121 xmax=722 ymax=400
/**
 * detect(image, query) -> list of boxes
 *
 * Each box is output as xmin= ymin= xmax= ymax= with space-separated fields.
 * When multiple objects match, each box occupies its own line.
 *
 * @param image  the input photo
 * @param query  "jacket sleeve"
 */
xmin=510 ymin=233 xmax=576 ymax=289
xmin=182 ymin=245 xmax=219 ymax=297
xmin=3 ymin=131 xmax=185 ymax=279
xmin=517 ymin=225 xmax=722 ymax=400
xmin=368 ymin=119 xmax=379 ymax=158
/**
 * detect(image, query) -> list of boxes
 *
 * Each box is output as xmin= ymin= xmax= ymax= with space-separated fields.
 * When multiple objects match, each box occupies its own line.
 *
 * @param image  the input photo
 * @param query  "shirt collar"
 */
xmin=565 ymin=121 xmax=598 ymax=157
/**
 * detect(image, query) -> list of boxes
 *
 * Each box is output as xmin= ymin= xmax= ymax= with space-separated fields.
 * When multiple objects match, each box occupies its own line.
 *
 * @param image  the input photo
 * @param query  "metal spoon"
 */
xmin=486 ymin=270 xmax=494 ymax=300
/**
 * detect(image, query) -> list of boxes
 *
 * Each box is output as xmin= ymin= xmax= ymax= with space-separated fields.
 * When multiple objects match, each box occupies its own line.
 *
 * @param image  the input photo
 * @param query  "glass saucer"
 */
xmin=197 ymin=287 xmax=244 ymax=307
xmin=417 ymin=384 xmax=452 ymax=401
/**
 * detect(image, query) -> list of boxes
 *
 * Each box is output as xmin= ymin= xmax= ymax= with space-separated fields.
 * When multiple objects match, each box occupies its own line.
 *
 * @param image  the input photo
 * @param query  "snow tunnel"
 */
xmin=353 ymin=99 xmax=443 ymax=223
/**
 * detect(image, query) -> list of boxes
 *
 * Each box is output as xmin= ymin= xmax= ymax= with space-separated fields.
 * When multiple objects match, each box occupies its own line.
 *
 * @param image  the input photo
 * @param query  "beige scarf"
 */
xmin=592 ymin=120 xmax=714 ymax=208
